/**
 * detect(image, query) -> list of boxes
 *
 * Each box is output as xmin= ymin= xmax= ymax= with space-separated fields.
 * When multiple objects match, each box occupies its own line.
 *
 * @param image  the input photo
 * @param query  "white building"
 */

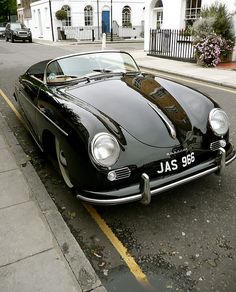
xmin=144 ymin=0 xmax=236 ymax=50
xmin=21 ymin=0 xmax=145 ymax=41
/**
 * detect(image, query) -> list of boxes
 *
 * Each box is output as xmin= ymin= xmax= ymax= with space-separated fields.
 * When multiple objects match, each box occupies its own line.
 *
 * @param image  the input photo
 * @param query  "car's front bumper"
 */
xmin=77 ymin=147 xmax=236 ymax=205
xmin=13 ymin=34 xmax=31 ymax=40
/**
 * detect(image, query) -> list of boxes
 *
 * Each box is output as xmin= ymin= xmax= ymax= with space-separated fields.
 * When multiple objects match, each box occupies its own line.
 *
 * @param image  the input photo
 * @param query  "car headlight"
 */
xmin=209 ymin=108 xmax=229 ymax=136
xmin=91 ymin=133 xmax=120 ymax=167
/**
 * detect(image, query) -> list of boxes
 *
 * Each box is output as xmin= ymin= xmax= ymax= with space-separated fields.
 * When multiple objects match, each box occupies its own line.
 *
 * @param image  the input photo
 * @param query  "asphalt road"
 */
xmin=0 ymin=39 xmax=236 ymax=292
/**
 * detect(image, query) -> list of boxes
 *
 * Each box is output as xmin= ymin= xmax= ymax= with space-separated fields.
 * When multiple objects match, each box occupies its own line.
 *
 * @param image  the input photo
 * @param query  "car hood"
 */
xmin=62 ymin=74 xmax=215 ymax=148
xmin=14 ymin=28 xmax=28 ymax=32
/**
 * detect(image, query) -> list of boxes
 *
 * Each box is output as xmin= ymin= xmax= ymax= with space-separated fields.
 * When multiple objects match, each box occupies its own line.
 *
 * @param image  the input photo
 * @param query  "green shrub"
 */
xmin=199 ymin=2 xmax=234 ymax=42
xmin=55 ymin=10 xmax=67 ymax=21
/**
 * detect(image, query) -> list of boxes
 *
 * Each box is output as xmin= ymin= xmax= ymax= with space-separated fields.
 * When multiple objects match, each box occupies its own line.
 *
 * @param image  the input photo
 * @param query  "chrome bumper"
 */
xmin=77 ymin=149 xmax=236 ymax=205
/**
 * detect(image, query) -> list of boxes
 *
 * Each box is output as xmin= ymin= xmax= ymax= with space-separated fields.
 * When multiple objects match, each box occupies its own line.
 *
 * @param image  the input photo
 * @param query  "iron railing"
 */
xmin=149 ymin=29 xmax=196 ymax=62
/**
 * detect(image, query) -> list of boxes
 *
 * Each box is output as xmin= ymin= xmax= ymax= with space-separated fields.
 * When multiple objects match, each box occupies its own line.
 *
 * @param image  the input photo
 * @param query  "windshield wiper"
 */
xmin=124 ymin=71 xmax=142 ymax=76
xmin=47 ymin=75 xmax=91 ymax=86
xmin=93 ymin=69 xmax=113 ymax=73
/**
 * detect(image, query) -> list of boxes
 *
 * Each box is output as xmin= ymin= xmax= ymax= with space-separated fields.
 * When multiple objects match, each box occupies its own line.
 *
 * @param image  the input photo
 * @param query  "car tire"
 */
xmin=55 ymin=138 xmax=73 ymax=188
xmin=11 ymin=35 xmax=14 ymax=43
xmin=29 ymin=37 xmax=32 ymax=43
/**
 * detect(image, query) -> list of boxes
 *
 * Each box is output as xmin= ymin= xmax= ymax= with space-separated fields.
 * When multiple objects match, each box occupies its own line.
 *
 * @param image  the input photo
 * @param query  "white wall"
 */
xmin=144 ymin=0 xmax=236 ymax=51
xmin=29 ymin=0 xmax=145 ymax=41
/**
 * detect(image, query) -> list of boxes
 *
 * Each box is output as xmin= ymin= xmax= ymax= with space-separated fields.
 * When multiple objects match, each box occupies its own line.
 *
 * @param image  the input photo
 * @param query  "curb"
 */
xmin=33 ymin=39 xmax=144 ymax=46
xmin=0 ymin=113 xmax=106 ymax=292
xmin=138 ymin=65 xmax=236 ymax=91
xmin=137 ymin=62 xmax=236 ymax=89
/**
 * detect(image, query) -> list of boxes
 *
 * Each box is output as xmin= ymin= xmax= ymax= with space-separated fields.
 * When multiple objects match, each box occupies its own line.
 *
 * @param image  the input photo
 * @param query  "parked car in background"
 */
xmin=14 ymin=51 xmax=235 ymax=205
xmin=5 ymin=22 xmax=32 ymax=43
xmin=0 ymin=23 xmax=6 ymax=38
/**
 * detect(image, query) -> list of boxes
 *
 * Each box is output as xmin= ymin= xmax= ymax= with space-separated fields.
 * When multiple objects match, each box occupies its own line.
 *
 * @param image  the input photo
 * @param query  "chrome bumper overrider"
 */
xmin=77 ymin=149 xmax=236 ymax=205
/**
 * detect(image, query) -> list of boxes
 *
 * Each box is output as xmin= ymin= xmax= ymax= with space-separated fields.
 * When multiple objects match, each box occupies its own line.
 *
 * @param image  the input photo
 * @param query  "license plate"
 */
xmin=157 ymin=152 xmax=195 ymax=174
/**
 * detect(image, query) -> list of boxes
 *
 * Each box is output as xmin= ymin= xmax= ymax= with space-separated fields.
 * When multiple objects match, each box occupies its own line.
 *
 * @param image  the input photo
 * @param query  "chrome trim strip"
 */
xmin=77 ymin=193 xmax=142 ymax=205
xmin=148 ymin=102 xmax=176 ymax=139
xmin=76 ymin=151 xmax=236 ymax=205
xmin=225 ymin=151 xmax=236 ymax=166
xmin=38 ymin=107 xmax=69 ymax=137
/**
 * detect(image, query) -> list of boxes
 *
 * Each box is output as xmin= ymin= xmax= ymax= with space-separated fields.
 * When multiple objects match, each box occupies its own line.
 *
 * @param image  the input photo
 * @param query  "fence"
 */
xmin=63 ymin=23 xmax=144 ymax=41
xmin=149 ymin=29 xmax=196 ymax=62
xmin=63 ymin=26 xmax=98 ymax=41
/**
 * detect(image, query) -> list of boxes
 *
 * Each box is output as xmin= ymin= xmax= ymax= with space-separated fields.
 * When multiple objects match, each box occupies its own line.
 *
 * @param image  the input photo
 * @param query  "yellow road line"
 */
xmin=0 ymin=88 xmax=154 ymax=290
xmin=84 ymin=203 xmax=153 ymax=290
xmin=0 ymin=88 xmax=26 ymax=126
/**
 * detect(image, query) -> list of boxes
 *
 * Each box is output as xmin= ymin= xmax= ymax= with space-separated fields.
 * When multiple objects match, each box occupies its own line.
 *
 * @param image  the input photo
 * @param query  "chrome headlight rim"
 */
xmin=209 ymin=108 xmax=229 ymax=137
xmin=90 ymin=132 xmax=120 ymax=168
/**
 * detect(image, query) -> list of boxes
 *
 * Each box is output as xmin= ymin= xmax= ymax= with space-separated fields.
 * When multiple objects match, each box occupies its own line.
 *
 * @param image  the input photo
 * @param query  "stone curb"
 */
xmin=0 ymin=113 xmax=106 ymax=292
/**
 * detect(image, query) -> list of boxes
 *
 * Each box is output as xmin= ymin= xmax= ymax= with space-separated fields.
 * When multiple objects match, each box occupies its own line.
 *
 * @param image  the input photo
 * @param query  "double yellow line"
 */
xmin=0 ymin=89 xmax=26 ymax=126
xmin=0 ymin=88 xmax=153 ymax=290
xmin=84 ymin=204 xmax=153 ymax=289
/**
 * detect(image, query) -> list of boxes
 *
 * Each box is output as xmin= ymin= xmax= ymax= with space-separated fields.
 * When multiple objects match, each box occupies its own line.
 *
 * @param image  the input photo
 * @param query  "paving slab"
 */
xmin=0 ymin=249 xmax=81 ymax=292
xmin=0 ymin=201 xmax=53 ymax=267
xmin=0 ymin=169 xmax=30 ymax=208
xmin=0 ymin=148 xmax=18 ymax=172
xmin=0 ymin=135 xmax=7 ymax=149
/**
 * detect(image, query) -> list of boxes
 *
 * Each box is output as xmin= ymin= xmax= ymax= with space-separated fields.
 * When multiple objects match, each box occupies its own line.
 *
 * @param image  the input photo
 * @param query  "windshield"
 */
xmin=11 ymin=23 xmax=26 ymax=30
xmin=46 ymin=52 xmax=139 ymax=83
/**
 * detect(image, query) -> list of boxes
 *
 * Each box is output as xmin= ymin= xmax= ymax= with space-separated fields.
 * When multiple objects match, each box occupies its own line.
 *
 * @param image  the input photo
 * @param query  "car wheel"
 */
xmin=55 ymin=138 xmax=73 ymax=188
xmin=29 ymin=37 xmax=32 ymax=43
xmin=11 ymin=35 xmax=14 ymax=43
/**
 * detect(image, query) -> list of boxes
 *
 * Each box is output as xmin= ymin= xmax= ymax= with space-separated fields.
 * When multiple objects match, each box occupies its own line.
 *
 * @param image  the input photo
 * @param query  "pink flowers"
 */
xmin=194 ymin=35 xmax=234 ymax=67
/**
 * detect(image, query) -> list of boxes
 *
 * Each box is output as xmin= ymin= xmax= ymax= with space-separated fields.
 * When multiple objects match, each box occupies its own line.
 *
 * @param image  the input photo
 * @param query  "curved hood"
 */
xmin=63 ymin=74 xmax=215 ymax=148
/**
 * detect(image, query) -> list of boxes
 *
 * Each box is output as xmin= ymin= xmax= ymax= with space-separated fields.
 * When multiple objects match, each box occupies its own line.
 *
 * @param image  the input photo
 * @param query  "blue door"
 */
xmin=102 ymin=11 xmax=110 ymax=33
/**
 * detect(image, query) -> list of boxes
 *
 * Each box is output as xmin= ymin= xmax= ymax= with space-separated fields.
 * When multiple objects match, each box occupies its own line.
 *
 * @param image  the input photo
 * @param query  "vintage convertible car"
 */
xmin=14 ymin=51 xmax=235 ymax=205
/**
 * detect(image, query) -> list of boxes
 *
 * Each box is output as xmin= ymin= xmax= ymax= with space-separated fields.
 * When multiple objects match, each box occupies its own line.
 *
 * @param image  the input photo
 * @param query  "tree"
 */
xmin=0 ymin=0 xmax=17 ymax=23
xmin=55 ymin=10 xmax=67 ymax=21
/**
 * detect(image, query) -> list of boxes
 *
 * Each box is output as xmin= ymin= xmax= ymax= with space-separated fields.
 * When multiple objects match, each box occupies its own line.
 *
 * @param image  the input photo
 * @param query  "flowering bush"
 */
xmin=194 ymin=35 xmax=234 ymax=67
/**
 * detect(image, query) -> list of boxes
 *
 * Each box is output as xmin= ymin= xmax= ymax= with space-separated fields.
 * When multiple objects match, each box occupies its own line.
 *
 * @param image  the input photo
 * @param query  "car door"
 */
xmin=18 ymin=74 xmax=42 ymax=136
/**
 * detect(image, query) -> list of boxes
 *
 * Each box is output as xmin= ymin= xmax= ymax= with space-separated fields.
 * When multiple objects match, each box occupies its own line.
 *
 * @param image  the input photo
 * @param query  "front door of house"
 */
xmin=102 ymin=11 xmax=110 ymax=33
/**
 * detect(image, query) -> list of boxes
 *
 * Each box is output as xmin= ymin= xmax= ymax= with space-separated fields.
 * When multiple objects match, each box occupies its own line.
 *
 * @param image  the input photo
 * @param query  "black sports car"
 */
xmin=14 ymin=51 xmax=235 ymax=205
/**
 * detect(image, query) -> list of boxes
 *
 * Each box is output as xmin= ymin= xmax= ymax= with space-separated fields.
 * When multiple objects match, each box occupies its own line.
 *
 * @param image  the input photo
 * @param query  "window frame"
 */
xmin=62 ymin=5 xmax=71 ymax=27
xmin=185 ymin=0 xmax=202 ymax=27
xmin=122 ymin=6 xmax=131 ymax=27
xmin=84 ymin=5 xmax=93 ymax=26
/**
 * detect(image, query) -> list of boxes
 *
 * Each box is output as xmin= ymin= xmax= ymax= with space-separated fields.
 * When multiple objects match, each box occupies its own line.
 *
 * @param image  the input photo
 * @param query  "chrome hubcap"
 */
xmin=59 ymin=150 xmax=67 ymax=167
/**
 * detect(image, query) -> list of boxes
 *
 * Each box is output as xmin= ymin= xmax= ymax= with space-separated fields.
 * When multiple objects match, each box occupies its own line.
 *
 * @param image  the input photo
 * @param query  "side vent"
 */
xmin=107 ymin=167 xmax=131 ymax=181
xmin=210 ymin=140 xmax=226 ymax=151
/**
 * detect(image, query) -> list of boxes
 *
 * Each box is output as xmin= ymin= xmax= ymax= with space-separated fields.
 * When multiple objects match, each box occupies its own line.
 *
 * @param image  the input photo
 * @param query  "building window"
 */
xmin=62 ymin=5 xmax=71 ymax=26
xmin=122 ymin=6 xmax=131 ymax=27
xmin=154 ymin=0 xmax=163 ymax=29
xmin=185 ymin=0 xmax=202 ymax=26
xmin=84 ymin=5 xmax=93 ymax=26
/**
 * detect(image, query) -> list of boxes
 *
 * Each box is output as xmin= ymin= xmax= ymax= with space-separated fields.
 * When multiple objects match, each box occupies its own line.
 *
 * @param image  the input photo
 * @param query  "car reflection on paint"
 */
xmin=14 ymin=51 xmax=236 ymax=205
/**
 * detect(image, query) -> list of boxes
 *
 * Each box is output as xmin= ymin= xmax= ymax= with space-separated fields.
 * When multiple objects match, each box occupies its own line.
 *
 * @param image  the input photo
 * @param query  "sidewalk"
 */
xmin=129 ymin=50 xmax=236 ymax=89
xmin=0 ymin=112 xmax=106 ymax=292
